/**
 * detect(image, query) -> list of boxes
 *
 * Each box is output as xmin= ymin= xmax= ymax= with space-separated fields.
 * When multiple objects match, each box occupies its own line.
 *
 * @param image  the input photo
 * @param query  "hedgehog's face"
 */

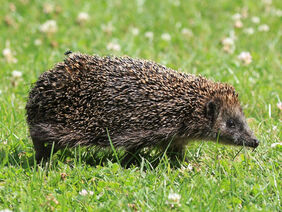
xmin=205 ymin=99 xmax=259 ymax=148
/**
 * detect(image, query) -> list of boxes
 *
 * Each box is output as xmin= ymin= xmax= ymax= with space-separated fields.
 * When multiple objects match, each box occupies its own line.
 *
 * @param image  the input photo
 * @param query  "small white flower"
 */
xmin=101 ymin=22 xmax=114 ymax=34
xmin=168 ymin=192 xmax=181 ymax=204
xmin=238 ymin=51 xmax=252 ymax=65
xmin=34 ymin=39 xmax=42 ymax=46
xmin=243 ymin=27 xmax=255 ymax=35
xmin=40 ymin=20 xmax=58 ymax=34
xmin=271 ymin=143 xmax=281 ymax=148
xmin=77 ymin=12 xmax=89 ymax=24
xmin=79 ymin=189 xmax=94 ymax=196
xmin=79 ymin=189 xmax=88 ymax=196
xmin=145 ymin=31 xmax=154 ymax=40
xmin=274 ymin=9 xmax=282 ymax=17
xmin=272 ymin=125 xmax=277 ymax=131
xmin=222 ymin=37 xmax=235 ymax=53
xmin=251 ymin=16 xmax=260 ymax=24
xmin=3 ymin=48 xmax=12 ymax=56
xmin=262 ymin=0 xmax=272 ymax=5
xmin=234 ymin=20 xmax=243 ymax=28
xmin=161 ymin=33 xmax=171 ymax=41
xmin=0 ymin=209 xmax=13 ymax=212
xmin=43 ymin=3 xmax=54 ymax=14
xmin=2 ymin=48 xmax=17 ymax=63
xmin=172 ymin=0 xmax=180 ymax=7
xmin=187 ymin=163 xmax=193 ymax=171
xmin=0 ymin=90 xmax=2 ymax=95
xmin=222 ymin=37 xmax=234 ymax=46
xmin=181 ymin=28 xmax=193 ymax=37
xmin=232 ymin=13 xmax=242 ymax=20
xmin=107 ymin=41 xmax=121 ymax=51
xmin=258 ymin=24 xmax=270 ymax=32
xmin=12 ymin=70 xmax=22 ymax=78
xmin=180 ymin=164 xmax=193 ymax=173
xmin=277 ymin=102 xmax=282 ymax=110
xmin=131 ymin=27 xmax=139 ymax=36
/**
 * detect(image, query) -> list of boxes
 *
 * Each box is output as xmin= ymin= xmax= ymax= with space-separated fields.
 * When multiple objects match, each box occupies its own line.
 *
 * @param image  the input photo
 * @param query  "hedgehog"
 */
xmin=26 ymin=53 xmax=259 ymax=161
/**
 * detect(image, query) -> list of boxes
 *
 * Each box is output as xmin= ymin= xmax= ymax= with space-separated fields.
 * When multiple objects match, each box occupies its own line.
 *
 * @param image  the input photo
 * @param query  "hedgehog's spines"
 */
xmin=26 ymin=52 xmax=256 ymax=162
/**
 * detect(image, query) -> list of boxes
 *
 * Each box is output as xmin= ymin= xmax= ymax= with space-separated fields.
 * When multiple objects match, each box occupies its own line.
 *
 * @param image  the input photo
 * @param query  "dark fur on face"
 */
xmin=26 ymin=53 xmax=259 ymax=161
xmin=204 ymin=98 xmax=259 ymax=148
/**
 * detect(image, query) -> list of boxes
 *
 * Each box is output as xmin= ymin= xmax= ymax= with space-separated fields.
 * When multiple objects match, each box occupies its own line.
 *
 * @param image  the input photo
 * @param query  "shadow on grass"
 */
xmin=1 ymin=144 xmax=200 ymax=171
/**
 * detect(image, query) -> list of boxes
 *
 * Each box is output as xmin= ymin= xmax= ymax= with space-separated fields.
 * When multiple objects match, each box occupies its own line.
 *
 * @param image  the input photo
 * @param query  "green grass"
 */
xmin=0 ymin=0 xmax=281 ymax=211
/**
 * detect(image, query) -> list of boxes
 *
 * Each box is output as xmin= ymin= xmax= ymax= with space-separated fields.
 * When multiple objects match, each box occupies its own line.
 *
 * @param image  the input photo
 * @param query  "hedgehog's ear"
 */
xmin=205 ymin=99 xmax=221 ymax=124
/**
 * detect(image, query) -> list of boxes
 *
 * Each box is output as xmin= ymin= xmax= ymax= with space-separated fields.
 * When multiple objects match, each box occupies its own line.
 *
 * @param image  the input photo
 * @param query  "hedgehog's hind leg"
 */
xmin=121 ymin=147 xmax=142 ymax=167
xmin=29 ymin=124 xmax=60 ymax=162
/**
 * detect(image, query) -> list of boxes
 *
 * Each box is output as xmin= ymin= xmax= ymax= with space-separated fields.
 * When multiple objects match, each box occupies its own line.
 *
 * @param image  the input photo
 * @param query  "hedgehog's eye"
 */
xmin=226 ymin=119 xmax=236 ymax=128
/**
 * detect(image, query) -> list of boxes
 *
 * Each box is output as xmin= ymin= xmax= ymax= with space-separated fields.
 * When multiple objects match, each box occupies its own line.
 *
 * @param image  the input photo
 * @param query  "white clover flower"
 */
xmin=79 ymin=189 xmax=94 ymax=196
xmin=277 ymin=102 xmax=282 ymax=110
xmin=262 ymin=0 xmax=272 ymax=5
xmin=43 ymin=3 xmax=54 ymax=14
xmin=107 ymin=41 xmax=121 ymax=51
xmin=168 ymin=192 xmax=181 ymax=204
xmin=243 ymin=27 xmax=255 ymax=35
xmin=258 ymin=24 xmax=270 ymax=32
xmin=145 ymin=31 xmax=154 ymax=40
xmin=0 ymin=209 xmax=13 ymax=212
xmin=101 ymin=22 xmax=114 ymax=34
xmin=77 ymin=12 xmax=89 ymax=24
xmin=274 ymin=9 xmax=282 ymax=17
xmin=271 ymin=143 xmax=281 ymax=148
xmin=79 ymin=189 xmax=88 ymax=196
xmin=222 ymin=37 xmax=235 ymax=54
xmin=40 ymin=20 xmax=58 ymax=34
xmin=222 ymin=37 xmax=234 ymax=46
xmin=172 ymin=0 xmax=180 ymax=7
xmin=251 ymin=16 xmax=260 ymax=24
xmin=180 ymin=164 xmax=193 ymax=172
xmin=234 ymin=20 xmax=243 ymax=28
xmin=187 ymin=163 xmax=193 ymax=171
xmin=3 ymin=48 xmax=12 ymax=57
xmin=238 ymin=51 xmax=252 ymax=65
xmin=131 ymin=27 xmax=139 ymax=36
xmin=34 ymin=39 xmax=42 ymax=46
xmin=2 ymin=48 xmax=17 ymax=63
xmin=232 ymin=13 xmax=242 ymax=20
xmin=181 ymin=28 xmax=193 ymax=37
xmin=12 ymin=70 xmax=22 ymax=78
xmin=161 ymin=33 xmax=171 ymax=41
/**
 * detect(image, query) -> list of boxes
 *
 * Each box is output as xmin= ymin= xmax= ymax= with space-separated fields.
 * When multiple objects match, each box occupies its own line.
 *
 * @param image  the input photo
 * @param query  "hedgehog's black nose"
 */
xmin=253 ymin=139 xmax=259 ymax=148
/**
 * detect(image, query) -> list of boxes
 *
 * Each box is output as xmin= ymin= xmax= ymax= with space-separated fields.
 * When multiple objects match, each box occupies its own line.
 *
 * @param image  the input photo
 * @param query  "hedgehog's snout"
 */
xmin=250 ymin=138 xmax=259 ymax=148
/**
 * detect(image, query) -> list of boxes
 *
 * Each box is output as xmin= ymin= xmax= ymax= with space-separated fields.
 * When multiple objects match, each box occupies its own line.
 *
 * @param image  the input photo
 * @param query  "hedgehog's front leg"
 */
xmin=29 ymin=124 xmax=60 ymax=162
xmin=164 ymin=137 xmax=188 ymax=162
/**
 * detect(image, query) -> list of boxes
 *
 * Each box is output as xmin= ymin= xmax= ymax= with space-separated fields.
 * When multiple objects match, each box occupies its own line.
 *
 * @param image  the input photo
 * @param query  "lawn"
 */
xmin=0 ymin=0 xmax=281 ymax=211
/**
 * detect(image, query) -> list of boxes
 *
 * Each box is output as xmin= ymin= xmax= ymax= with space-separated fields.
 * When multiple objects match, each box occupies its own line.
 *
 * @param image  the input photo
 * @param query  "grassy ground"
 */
xmin=0 ymin=0 xmax=281 ymax=211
